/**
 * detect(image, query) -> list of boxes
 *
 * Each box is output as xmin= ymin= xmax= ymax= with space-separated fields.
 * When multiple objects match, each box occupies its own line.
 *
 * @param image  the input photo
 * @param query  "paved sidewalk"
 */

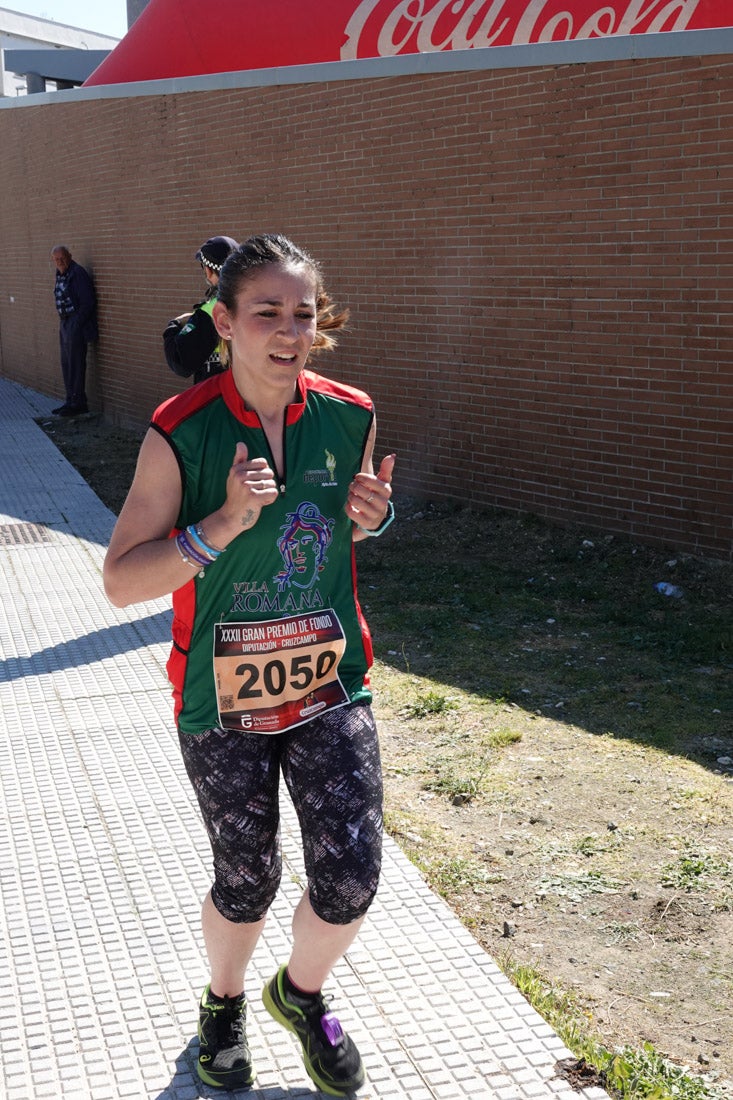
xmin=0 ymin=377 xmax=609 ymax=1100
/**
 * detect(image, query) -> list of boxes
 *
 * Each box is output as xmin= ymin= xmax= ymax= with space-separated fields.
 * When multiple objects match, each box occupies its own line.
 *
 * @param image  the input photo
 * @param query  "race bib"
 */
xmin=213 ymin=609 xmax=349 ymax=734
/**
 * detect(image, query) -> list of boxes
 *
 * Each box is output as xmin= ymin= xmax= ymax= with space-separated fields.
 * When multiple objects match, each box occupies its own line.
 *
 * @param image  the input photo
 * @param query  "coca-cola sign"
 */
xmin=85 ymin=0 xmax=731 ymax=86
xmin=342 ymin=0 xmax=717 ymax=59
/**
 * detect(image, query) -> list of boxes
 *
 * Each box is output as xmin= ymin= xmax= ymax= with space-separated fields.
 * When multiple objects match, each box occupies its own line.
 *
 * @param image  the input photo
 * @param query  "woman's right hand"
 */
xmin=104 ymin=438 xmax=278 ymax=608
xmin=218 ymin=442 xmax=279 ymax=535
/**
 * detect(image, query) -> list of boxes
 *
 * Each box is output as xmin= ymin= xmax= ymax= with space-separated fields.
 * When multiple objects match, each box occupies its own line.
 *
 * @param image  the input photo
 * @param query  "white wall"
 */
xmin=0 ymin=7 xmax=119 ymax=95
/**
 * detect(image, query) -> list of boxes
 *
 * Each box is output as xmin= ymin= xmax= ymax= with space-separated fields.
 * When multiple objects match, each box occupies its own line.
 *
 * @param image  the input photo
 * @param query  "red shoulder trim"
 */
xmin=152 ymin=373 xmax=225 ymax=434
xmin=302 ymin=369 xmax=374 ymax=413
xmin=153 ymin=368 xmax=374 ymax=436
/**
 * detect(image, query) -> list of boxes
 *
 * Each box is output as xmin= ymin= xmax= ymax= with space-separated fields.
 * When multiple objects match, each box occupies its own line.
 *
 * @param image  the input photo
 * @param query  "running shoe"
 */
xmin=262 ymin=967 xmax=365 ymax=1096
xmin=197 ymin=985 xmax=255 ymax=1090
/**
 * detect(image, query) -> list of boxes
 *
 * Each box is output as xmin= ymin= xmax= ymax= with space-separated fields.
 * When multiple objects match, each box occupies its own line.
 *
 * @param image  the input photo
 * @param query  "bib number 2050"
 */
xmin=213 ymin=610 xmax=349 ymax=734
xmin=235 ymin=649 xmax=338 ymax=700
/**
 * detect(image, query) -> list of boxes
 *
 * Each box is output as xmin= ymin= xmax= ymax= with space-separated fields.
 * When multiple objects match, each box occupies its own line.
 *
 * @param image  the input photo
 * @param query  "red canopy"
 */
xmin=84 ymin=0 xmax=731 ymax=87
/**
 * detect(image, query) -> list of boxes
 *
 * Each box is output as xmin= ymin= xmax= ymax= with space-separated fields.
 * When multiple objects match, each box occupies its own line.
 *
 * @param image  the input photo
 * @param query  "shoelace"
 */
xmin=211 ymin=995 xmax=245 ymax=1043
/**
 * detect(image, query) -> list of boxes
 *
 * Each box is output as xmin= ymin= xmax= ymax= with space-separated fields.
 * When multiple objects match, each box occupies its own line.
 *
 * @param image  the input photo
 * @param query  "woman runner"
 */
xmin=104 ymin=234 xmax=395 ymax=1096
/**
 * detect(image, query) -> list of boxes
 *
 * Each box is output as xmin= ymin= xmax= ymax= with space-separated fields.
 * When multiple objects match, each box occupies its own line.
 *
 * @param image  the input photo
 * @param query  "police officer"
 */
xmin=163 ymin=235 xmax=239 ymax=385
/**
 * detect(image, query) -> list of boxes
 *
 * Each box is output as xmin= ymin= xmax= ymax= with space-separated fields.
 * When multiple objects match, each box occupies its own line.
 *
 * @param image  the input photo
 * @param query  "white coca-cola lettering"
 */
xmin=355 ymin=0 xmax=513 ymax=56
xmin=342 ymin=0 xmax=381 ymax=59
xmin=517 ymin=0 xmax=617 ymax=40
xmin=377 ymin=0 xmax=425 ymax=55
xmin=577 ymin=7 xmax=617 ymax=38
xmin=416 ymin=0 xmax=512 ymax=49
xmin=616 ymin=0 xmax=700 ymax=33
xmin=340 ymin=0 xmax=702 ymax=59
xmin=517 ymin=0 xmax=701 ymax=41
xmin=383 ymin=0 xmax=511 ymax=53
xmin=446 ymin=0 xmax=511 ymax=49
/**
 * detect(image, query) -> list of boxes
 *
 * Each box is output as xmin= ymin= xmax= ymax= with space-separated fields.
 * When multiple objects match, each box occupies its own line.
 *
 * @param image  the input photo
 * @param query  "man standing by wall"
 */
xmin=51 ymin=245 xmax=98 ymax=417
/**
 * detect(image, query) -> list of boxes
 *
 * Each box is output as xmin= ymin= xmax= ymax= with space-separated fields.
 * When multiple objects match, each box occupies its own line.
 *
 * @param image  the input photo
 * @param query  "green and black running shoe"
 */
xmin=262 ymin=967 xmax=365 ymax=1097
xmin=197 ymin=984 xmax=255 ymax=1090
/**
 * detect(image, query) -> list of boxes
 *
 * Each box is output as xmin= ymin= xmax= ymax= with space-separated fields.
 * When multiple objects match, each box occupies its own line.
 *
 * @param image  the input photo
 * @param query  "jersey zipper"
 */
xmin=259 ymin=410 xmax=288 ymax=495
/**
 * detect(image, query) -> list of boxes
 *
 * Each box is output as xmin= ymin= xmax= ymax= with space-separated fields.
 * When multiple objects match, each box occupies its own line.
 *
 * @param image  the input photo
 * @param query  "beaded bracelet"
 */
xmin=356 ymin=499 xmax=395 ymax=538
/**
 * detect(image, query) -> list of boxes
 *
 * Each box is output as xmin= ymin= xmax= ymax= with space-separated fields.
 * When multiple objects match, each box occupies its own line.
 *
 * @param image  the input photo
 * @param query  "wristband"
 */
xmin=357 ymin=499 xmax=395 ymax=538
xmin=177 ymin=529 xmax=212 ymax=568
xmin=174 ymin=531 xmax=207 ymax=576
xmin=187 ymin=523 xmax=221 ymax=560
xmin=195 ymin=522 xmax=225 ymax=554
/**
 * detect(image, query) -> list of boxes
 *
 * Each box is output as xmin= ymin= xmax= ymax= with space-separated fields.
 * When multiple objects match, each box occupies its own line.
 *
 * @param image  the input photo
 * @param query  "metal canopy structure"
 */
xmin=4 ymin=49 xmax=109 ymax=92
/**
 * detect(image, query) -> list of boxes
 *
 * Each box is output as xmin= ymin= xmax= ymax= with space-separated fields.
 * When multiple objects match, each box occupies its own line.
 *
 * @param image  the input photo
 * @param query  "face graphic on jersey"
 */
xmin=274 ymin=501 xmax=334 ymax=592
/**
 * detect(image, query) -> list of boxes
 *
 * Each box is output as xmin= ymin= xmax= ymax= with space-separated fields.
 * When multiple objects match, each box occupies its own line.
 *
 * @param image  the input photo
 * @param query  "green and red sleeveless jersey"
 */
xmin=152 ymin=368 xmax=376 ymax=734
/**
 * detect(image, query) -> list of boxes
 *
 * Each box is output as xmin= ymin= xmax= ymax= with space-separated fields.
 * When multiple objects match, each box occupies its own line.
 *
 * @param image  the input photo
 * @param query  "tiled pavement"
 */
xmin=0 ymin=377 xmax=610 ymax=1100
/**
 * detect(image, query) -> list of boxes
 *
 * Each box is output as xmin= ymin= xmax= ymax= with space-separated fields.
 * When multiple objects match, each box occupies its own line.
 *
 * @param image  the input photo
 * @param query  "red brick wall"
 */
xmin=0 ymin=53 xmax=730 ymax=559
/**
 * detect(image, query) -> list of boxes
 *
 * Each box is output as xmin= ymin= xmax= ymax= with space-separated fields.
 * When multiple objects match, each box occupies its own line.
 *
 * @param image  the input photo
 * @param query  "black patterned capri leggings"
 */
xmin=178 ymin=702 xmax=383 ymax=925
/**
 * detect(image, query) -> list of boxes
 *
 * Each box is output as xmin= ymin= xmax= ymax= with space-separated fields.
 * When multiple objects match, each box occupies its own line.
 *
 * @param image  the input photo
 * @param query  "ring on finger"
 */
xmin=366 ymin=493 xmax=375 ymax=503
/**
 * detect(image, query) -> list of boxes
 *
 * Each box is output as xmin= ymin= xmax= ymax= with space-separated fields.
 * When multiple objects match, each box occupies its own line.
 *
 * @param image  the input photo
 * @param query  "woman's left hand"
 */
xmin=347 ymin=453 xmax=396 ymax=531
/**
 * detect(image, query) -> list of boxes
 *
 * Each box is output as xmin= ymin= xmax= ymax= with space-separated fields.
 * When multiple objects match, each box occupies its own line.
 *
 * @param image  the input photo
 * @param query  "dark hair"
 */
xmin=217 ymin=234 xmax=349 ymax=352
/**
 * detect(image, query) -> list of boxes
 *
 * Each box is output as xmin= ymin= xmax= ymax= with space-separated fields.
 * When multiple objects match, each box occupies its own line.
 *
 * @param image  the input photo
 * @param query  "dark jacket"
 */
xmin=163 ymin=298 xmax=225 ymax=385
xmin=58 ymin=261 xmax=99 ymax=342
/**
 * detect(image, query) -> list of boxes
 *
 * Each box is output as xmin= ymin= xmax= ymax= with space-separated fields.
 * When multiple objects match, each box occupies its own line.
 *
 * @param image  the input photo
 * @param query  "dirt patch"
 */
xmin=41 ymin=411 xmax=733 ymax=1096
xmin=38 ymin=412 xmax=144 ymax=516
xmin=555 ymin=1057 xmax=609 ymax=1091
xmin=381 ymin=709 xmax=733 ymax=1088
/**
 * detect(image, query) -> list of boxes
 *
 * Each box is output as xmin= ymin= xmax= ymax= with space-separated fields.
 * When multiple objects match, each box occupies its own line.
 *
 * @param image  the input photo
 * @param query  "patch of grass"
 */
xmin=501 ymin=958 xmax=726 ymax=1100
xmin=535 ymin=871 xmax=626 ymax=899
xmin=575 ymin=832 xmax=620 ymax=858
xmin=661 ymin=849 xmax=733 ymax=892
xmin=359 ymin=500 xmax=733 ymax=755
xmin=422 ymin=764 xmax=486 ymax=802
xmin=486 ymin=725 xmax=523 ymax=748
xmin=602 ymin=921 xmax=644 ymax=946
xmin=403 ymin=690 xmax=458 ymax=719
xmin=500 ymin=957 xmax=598 ymax=1059
xmin=421 ymin=723 xmax=522 ymax=802
xmin=603 ymin=1043 xmax=724 ymax=1100
xmin=413 ymin=852 xmax=499 ymax=897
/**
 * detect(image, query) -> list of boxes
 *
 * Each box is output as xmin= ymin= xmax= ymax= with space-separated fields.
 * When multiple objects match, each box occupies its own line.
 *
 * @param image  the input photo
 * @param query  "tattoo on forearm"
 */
xmin=240 ymin=508 xmax=256 ymax=529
